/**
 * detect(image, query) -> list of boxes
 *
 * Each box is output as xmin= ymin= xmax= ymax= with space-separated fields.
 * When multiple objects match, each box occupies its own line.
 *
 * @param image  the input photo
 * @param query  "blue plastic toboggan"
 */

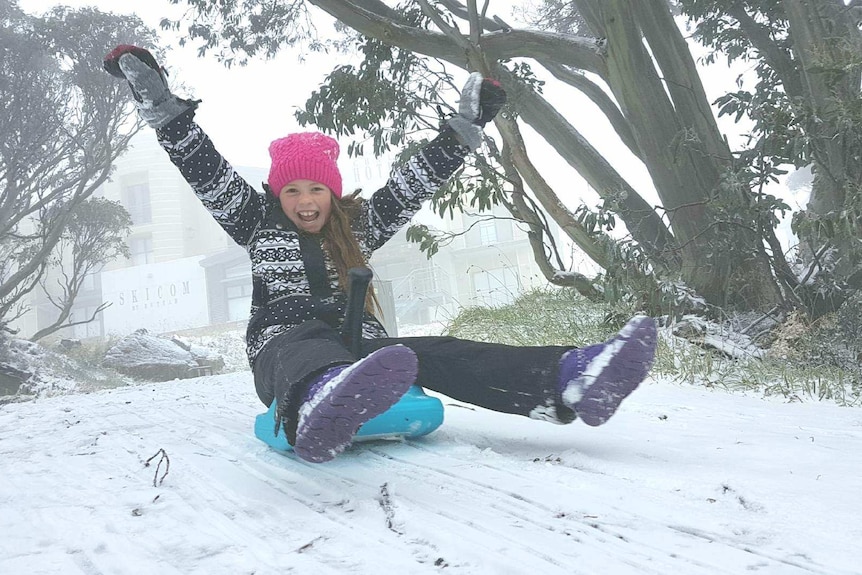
xmin=254 ymin=386 xmax=444 ymax=452
xmin=253 ymin=267 xmax=444 ymax=452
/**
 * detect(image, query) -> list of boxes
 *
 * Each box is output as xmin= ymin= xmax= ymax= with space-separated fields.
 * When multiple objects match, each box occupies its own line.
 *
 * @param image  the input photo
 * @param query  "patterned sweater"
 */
xmin=156 ymin=111 xmax=470 ymax=366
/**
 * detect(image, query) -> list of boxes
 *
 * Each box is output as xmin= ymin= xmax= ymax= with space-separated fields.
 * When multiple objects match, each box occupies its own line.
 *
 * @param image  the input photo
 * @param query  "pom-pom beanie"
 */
xmin=267 ymin=131 xmax=342 ymax=198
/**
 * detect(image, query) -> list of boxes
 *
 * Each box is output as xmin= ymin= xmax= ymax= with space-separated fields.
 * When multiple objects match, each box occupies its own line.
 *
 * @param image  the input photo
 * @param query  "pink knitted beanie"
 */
xmin=267 ymin=131 xmax=343 ymax=198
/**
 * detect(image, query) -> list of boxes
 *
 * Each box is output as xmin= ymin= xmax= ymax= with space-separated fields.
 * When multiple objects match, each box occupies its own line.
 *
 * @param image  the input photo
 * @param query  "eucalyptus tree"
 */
xmin=29 ymin=198 xmax=132 ymax=342
xmin=0 ymin=2 xmax=155 ymax=335
xmin=164 ymin=0 xmax=861 ymax=319
xmin=680 ymin=0 xmax=862 ymax=317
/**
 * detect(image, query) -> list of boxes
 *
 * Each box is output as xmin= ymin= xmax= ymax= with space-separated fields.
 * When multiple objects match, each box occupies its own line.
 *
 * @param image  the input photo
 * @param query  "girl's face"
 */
xmin=278 ymin=179 xmax=333 ymax=234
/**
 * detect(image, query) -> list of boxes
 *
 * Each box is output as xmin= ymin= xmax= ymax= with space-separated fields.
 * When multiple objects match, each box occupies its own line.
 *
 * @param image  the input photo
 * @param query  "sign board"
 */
xmin=100 ymin=256 xmax=209 ymax=335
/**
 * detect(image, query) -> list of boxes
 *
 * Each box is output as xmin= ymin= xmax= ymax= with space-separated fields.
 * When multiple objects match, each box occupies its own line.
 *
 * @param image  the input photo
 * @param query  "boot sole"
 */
xmin=575 ymin=316 xmax=657 ymax=427
xmin=294 ymin=346 xmax=417 ymax=463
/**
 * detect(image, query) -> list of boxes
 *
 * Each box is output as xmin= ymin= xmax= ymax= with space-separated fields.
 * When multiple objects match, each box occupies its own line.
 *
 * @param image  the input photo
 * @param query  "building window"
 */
xmin=226 ymin=282 xmax=253 ymax=321
xmin=129 ymin=236 xmax=153 ymax=266
xmin=472 ymin=267 xmax=520 ymax=307
xmin=122 ymin=181 xmax=152 ymax=225
xmin=478 ymin=220 xmax=498 ymax=245
xmin=80 ymin=272 xmax=97 ymax=292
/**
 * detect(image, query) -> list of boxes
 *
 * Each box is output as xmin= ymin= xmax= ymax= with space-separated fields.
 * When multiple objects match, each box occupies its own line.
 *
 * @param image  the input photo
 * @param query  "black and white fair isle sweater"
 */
xmin=156 ymin=110 xmax=470 ymax=367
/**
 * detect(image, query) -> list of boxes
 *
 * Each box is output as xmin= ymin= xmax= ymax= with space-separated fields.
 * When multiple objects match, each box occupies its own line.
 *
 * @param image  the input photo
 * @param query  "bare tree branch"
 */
xmin=498 ymin=141 xmax=602 ymax=298
xmin=309 ymin=0 xmax=608 ymax=76
xmin=438 ymin=0 xmax=507 ymax=32
xmin=29 ymin=301 xmax=111 ymax=342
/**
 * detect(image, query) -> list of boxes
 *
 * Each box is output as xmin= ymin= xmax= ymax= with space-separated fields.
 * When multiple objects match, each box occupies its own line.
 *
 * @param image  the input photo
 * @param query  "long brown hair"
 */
xmin=322 ymin=190 xmax=381 ymax=316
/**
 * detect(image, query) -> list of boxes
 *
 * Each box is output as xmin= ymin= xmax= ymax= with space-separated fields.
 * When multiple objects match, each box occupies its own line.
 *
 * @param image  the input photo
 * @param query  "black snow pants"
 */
xmin=253 ymin=320 xmax=577 ymax=445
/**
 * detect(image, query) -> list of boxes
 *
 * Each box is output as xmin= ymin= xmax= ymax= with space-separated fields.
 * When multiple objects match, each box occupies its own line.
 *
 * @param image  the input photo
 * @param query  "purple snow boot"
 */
xmin=293 ymin=345 xmax=418 ymax=463
xmin=558 ymin=315 xmax=657 ymax=426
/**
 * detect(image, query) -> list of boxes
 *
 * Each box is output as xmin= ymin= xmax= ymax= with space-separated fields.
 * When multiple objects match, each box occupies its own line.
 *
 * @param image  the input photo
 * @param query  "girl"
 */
xmin=104 ymin=46 xmax=657 ymax=464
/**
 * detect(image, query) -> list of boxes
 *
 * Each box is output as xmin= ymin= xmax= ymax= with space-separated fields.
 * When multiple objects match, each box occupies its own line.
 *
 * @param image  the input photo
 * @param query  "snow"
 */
xmin=397 ymin=322 xmax=449 ymax=337
xmin=2 ymin=369 xmax=860 ymax=574
xmin=175 ymin=329 xmax=250 ymax=373
xmin=674 ymin=315 xmax=766 ymax=360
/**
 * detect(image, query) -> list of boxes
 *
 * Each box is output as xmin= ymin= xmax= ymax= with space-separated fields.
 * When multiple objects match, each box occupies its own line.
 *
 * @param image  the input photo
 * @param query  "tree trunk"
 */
xmin=783 ymin=0 xmax=862 ymax=316
xmin=578 ymin=0 xmax=782 ymax=309
xmin=786 ymin=0 xmax=862 ymax=223
xmin=309 ymin=0 xmax=784 ymax=310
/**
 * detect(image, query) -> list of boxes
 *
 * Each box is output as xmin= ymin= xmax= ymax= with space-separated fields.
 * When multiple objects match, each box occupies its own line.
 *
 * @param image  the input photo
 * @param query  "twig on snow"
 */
xmin=145 ymin=448 xmax=170 ymax=487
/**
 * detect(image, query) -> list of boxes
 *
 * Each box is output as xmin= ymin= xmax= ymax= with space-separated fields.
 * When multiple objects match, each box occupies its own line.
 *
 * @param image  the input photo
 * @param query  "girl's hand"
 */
xmin=447 ymin=72 xmax=507 ymax=150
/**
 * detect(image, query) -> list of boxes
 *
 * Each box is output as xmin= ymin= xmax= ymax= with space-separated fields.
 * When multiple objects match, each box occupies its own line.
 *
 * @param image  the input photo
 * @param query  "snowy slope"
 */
xmin=1 ymin=372 xmax=860 ymax=575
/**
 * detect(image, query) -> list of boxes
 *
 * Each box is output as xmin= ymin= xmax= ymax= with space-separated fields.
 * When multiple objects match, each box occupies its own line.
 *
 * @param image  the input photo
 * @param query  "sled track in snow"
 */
xmin=107 ymin=398 xmax=672 ymax=574
xmin=356 ymin=442 xmax=838 ymax=575
xmin=158 ymin=393 xmax=842 ymax=575
xmin=2 ymin=376 xmax=858 ymax=575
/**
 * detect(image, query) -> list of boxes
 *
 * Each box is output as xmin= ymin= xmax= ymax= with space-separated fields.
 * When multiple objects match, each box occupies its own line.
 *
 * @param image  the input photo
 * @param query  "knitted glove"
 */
xmin=104 ymin=45 xmax=197 ymax=128
xmin=447 ymin=72 xmax=507 ymax=150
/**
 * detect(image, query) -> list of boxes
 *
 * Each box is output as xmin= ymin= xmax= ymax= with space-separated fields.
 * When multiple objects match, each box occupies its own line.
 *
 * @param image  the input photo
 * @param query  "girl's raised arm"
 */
xmin=104 ymin=45 xmax=267 ymax=247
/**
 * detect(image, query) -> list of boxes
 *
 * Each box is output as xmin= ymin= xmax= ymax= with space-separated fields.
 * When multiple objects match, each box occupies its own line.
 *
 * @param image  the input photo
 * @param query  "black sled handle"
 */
xmin=341 ymin=267 xmax=373 ymax=357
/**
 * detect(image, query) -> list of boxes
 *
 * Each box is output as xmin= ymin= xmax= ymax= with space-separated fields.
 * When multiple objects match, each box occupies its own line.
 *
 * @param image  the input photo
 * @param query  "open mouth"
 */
xmin=297 ymin=210 xmax=319 ymax=223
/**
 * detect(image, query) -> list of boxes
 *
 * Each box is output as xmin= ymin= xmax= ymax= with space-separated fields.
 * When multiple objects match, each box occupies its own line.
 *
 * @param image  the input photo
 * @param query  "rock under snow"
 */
xmin=0 ymin=336 xmax=87 ymax=399
xmin=103 ymin=329 xmax=201 ymax=381
xmin=0 ymin=362 xmax=29 ymax=396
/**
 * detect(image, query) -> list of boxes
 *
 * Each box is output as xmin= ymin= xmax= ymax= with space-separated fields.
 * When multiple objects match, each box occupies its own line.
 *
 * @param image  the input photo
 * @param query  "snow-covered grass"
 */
xmin=656 ymin=331 xmax=862 ymax=406
xmin=449 ymin=288 xmax=862 ymax=407
xmin=4 ymin=288 xmax=859 ymax=408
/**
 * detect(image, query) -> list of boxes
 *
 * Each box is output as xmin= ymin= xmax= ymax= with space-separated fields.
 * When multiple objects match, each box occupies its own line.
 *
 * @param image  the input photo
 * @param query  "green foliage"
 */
xmin=573 ymin=202 xmax=617 ymax=235
xmin=405 ymin=224 xmax=440 ymax=259
xmin=161 ymin=0 xmax=312 ymax=66
xmin=27 ymin=198 xmax=133 ymax=342
xmin=791 ymin=181 xmax=862 ymax=271
xmin=164 ymin=0 xmax=861 ymax=319
xmin=680 ymin=0 xmax=862 ymax=312
xmin=499 ymin=60 xmax=545 ymax=112
xmin=431 ymin=165 xmax=507 ymax=219
xmin=403 ymin=160 xmax=514 ymax=259
xmin=64 ymin=198 xmax=133 ymax=264
xmin=708 ymin=167 xmax=791 ymax=249
xmin=513 ymin=1 xmax=588 ymax=36
xmin=681 ymin=0 xmax=790 ymax=63
xmin=295 ymin=13 xmax=454 ymax=157
xmin=571 ymin=200 xmax=707 ymax=319
xmin=676 ymin=0 xmax=862 ymax=314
